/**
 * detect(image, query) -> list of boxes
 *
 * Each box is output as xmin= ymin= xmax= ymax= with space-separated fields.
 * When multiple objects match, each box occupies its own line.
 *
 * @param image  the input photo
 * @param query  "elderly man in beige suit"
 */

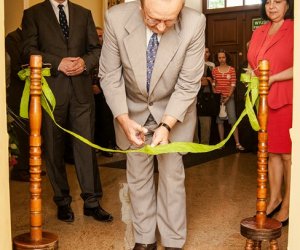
xmin=99 ymin=0 xmax=205 ymax=249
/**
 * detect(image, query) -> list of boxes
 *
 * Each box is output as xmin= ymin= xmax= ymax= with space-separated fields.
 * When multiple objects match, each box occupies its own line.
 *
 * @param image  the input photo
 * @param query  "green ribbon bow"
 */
xmin=18 ymin=68 xmax=56 ymax=119
xmin=18 ymin=69 xmax=260 ymax=155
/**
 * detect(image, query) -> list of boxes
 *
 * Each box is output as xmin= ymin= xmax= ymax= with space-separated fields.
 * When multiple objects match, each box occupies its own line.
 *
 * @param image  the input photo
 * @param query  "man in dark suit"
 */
xmin=22 ymin=0 xmax=113 ymax=223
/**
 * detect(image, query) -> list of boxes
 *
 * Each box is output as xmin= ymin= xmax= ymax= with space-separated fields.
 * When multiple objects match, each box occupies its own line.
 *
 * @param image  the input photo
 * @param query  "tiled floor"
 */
xmin=10 ymin=152 xmax=288 ymax=249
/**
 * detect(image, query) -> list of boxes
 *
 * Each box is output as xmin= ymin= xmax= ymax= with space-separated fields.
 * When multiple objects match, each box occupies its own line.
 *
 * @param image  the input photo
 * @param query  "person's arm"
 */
xmin=63 ymin=10 xmax=100 ymax=76
xmin=99 ymin=10 xmax=146 ymax=147
xmin=201 ymin=66 xmax=211 ymax=86
xmin=77 ymin=10 xmax=100 ymax=74
xmin=22 ymin=9 xmax=63 ymax=76
xmin=22 ymin=8 xmax=100 ymax=77
xmin=116 ymin=114 xmax=148 ymax=147
xmin=211 ymin=67 xmax=217 ymax=93
xmin=269 ymin=67 xmax=293 ymax=86
xmin=206 ymin=66 xmax=213 ymax=84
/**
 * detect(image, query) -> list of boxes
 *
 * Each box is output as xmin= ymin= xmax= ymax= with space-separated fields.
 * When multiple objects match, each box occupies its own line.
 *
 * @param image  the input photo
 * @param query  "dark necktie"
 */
xmin=58 ymin=4 xmax=69 ymax=39
xmin=146 ymin=33 xmax=159 ymax=93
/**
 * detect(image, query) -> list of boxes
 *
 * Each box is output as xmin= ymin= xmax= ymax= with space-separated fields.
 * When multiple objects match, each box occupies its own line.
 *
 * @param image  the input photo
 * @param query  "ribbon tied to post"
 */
xmin=18 ymin=68 xmax=260 ymax=155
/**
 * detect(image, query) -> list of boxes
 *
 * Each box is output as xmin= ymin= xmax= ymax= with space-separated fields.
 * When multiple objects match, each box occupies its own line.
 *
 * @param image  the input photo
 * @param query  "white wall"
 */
xmin=288 ymin=0 xmax=299 ymax=249
xmin=0 ymin=0 xmax=12 ymax=247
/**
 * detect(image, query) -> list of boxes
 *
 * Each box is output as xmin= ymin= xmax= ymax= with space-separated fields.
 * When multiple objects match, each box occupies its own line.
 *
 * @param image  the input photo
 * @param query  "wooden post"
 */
xmin=240 ymin=60 xmax=281 ymax=249
xmin=13 ymin=55 xmax=58 ymax=249
xmin=256 ymin=59 xmax=269 ymax=226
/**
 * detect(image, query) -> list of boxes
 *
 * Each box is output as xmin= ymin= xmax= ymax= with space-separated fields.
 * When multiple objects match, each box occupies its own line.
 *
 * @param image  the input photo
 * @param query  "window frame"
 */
xmin=203 ymin=0 xmax=261 ymax=15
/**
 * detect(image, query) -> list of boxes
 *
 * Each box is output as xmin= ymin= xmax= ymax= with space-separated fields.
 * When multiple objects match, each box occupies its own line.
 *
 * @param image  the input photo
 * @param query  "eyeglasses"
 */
xmin=144 ymin=17 xmax=178 ymax=26
xmin=142 ymin=10 xmax=178 ymax=27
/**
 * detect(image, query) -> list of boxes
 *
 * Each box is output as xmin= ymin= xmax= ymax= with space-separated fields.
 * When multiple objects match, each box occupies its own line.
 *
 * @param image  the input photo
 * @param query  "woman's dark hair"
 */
xmin=214 ymin=49 xmax=233 ymax=66
xmin=261 ymin=0 xmax=294 ymax=20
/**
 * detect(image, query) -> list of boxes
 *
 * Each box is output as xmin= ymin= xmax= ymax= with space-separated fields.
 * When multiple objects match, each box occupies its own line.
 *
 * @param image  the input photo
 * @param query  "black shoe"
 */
xmin=133 ymin=242 xmax=157 ymax=250
xmin=267 ymin=202 xmax=282 ymax=218
xmin=102 ymin=151 xmax=113 ymax=157
xmin=281 ymin=218 xmax=289 ymax=227
xmin=84 ymin=206 xmax=113 ymax=222
xmin=57 ymin=204 xmax=74 ymax=222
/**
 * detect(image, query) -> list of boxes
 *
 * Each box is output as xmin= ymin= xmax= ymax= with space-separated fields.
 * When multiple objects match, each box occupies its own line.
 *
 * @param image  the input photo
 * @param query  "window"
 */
xmin=207 ymin=0 xmax=260 ymax=9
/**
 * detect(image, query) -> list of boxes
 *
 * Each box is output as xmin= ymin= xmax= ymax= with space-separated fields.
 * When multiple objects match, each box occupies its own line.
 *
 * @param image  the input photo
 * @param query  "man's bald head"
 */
xmin=141 ymin=0 xmax=184 ymax=34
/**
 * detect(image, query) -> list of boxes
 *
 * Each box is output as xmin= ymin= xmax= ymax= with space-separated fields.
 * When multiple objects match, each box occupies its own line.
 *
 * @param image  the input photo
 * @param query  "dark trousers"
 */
xmin=94 ymin=93 xmax=115 ymax=148
xmin=42 ymin=83 xmax=102 ymax=208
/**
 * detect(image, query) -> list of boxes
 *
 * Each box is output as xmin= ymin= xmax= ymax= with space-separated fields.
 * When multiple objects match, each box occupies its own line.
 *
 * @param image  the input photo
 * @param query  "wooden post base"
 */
xmin=241 ymin=217 xmax=282 ymax=250
xmin=13 ymin=232 xmax=58 ymax=250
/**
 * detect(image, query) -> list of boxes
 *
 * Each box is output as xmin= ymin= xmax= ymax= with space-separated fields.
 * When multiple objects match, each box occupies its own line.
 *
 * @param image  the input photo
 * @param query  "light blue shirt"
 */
xmin=146 ymin=27 xmax=161 ymax=47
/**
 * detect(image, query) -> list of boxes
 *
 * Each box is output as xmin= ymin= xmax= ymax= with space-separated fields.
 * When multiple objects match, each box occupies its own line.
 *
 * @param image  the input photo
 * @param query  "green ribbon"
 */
xmin=18 ymin=69 xmax=260 ymax=155
xmin=18 ymin=68 xmax=55 ymax=119
xmin=240 ymin=74 xmax=260 ymax=131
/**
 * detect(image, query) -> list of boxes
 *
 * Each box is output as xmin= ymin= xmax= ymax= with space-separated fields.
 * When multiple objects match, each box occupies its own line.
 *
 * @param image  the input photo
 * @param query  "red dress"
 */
xmin=247 ymin=19 xmax=293 ymax=153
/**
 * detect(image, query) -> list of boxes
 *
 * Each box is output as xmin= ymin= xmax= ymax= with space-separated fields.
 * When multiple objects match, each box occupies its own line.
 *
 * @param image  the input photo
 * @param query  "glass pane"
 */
xmin=208 ymin=0 xmax=225 ymax=9
xmin=245 ymin=0 xmax=261 ymax=5
xmin=227 ymin=0 xmax=243 ymax=7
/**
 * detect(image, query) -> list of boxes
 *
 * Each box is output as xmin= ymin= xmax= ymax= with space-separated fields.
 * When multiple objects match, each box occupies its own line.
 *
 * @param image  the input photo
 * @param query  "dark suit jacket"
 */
xmin=5 ymin=28 xmax=24 ymax=113
xmin=22 ymin=0 xmax=100 ymax=105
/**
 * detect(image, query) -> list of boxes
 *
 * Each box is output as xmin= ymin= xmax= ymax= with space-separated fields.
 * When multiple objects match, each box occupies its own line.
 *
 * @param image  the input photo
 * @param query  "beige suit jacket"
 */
xmin=99 ymin=1 xmax=206 ymax=149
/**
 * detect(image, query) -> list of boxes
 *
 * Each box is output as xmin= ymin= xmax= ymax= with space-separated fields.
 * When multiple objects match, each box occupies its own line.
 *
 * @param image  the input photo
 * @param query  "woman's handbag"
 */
xmin=218 ymin=102 xmax=228 ymax=120
xmin=197 ymin=85 xmax=221 ymax=116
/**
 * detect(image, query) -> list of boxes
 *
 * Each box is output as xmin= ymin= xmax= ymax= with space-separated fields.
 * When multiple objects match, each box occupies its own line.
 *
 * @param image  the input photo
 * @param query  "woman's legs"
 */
xmin=218 ymin=123 xmax=224 ymax=141
xmin=267 ymin=153 xmax=284 ymax=215
xmin=233 ymin=127 xmax=240 ymax=145
xmin=274 ymin=153 xmax=291 ymax=221
xmin=226 ymin=97 xmax=244 ymax=150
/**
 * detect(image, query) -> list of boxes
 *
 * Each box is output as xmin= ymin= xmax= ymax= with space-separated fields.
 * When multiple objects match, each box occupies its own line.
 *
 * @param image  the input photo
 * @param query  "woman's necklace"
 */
xmin=219 ymin=65 xmax=229 ymax=77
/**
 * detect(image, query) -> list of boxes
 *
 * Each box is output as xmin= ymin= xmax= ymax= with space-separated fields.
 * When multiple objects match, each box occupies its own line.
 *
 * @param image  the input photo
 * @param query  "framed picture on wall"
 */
xmin=108 ymin=0 xmax=124 ymax=8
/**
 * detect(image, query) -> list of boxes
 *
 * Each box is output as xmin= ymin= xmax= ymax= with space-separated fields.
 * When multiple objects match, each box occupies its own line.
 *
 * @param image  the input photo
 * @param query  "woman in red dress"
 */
xmin=247 ymin=0 xmax=294 ymax=225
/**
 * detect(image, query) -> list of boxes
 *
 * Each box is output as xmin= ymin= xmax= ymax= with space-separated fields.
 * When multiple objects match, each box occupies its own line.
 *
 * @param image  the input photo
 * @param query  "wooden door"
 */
xmin=206 ymin=9 xmax=261 ymax=69
xmin=205 ymin=8 xmax=261 ymax=148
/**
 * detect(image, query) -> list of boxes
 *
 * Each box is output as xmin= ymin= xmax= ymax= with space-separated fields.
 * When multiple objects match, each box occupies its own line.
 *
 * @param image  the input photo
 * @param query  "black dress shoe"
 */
xmin=133 ymin=242 xmax=157 ymax=250
xmin=280 ymin=218 xmax=289 ymax=227
xmin=84 ymin=206 xmax=113 ymax=222
xmin=57 ymin=204 xmax=74 ymax=222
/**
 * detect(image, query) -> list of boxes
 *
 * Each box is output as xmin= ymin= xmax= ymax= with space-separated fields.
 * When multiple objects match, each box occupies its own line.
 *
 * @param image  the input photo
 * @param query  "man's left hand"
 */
xmin=65 ymin=57 xmax=86 ymax=76
xmin=150 ymin=126 xmax=169 ymax=147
